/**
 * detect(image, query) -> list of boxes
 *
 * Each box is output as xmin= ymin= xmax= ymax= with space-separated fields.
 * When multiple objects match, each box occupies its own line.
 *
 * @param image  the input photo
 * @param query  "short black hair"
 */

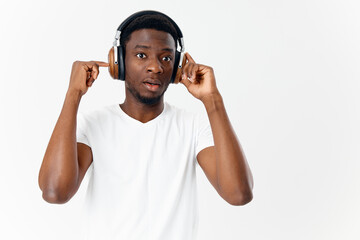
xmin=120 ymin=14 xmax=178 ymax=48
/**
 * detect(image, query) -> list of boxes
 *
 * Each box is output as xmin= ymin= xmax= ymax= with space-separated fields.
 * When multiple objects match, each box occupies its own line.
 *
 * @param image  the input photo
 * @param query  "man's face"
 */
xmin=124 ymin=28 xmax=176 ymax=105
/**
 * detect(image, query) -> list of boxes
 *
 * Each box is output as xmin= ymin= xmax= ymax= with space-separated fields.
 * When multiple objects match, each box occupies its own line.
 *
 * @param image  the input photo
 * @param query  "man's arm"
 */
xmin=180 ymin=53 xmax=253 ymax=206
xmin=198 ymin=94 xmax=253 ymax=206
xmin=38 ymin=61 xmax=108 ymax=204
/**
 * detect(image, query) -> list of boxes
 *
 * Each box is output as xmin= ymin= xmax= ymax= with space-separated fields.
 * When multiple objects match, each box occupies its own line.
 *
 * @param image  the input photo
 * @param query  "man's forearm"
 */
xmin=202 ymin=93 xmax=254 ymax=203
xmin=38 ymin=90 xmax=82 ymax=203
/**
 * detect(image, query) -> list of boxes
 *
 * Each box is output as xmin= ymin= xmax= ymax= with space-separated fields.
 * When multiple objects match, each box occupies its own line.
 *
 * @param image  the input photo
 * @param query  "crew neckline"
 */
xmin=113 ymin=102 xmax=168 ymax=126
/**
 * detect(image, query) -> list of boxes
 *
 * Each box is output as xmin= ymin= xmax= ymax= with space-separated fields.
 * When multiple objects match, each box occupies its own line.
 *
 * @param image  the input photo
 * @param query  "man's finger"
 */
xmin=90 ymin=64 xmax=100 ymax=80
xmin=190 ymin=65 xmax=199 ymax=81
xmin=185 ymin=52 xmax=195 ymax=63
xmin=180 ymin=75 xmax=192 ymax=88
xmin=87 ymin=76 xmax=95 ymax=86
xmin=92 ymin=70 xmax=99 ymax=80
xmin=94 ymin=61 xmax=110 ymax=67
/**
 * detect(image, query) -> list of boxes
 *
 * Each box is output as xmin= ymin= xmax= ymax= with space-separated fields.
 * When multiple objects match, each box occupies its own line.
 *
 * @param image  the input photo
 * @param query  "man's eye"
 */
xmin=163 ymin=56 xmax=172 ymax=62
xmin=136 ymin=53 xmax=146 ymax=59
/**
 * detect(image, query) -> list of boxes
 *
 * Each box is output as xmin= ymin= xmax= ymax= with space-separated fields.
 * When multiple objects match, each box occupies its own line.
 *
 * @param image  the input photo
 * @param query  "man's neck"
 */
xmin=120 ymin=98 xmax=164 ymax=123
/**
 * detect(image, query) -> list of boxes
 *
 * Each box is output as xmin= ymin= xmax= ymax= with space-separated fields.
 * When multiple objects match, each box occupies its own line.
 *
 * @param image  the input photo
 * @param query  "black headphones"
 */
xmin=108 ymin=10 xmax=185 ymax=83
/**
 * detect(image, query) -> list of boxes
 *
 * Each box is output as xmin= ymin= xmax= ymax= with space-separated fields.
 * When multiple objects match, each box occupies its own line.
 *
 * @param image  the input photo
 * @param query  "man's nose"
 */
xmin=147 ymin=57 xmax=163 ymax=74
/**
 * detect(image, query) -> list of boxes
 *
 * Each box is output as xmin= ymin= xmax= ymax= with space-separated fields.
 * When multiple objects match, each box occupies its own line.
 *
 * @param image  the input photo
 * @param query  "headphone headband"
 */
xmin=114 ymin=10 xmax=184 ymax=52
xmin=118 ymin=10 xmax=183 ymax=39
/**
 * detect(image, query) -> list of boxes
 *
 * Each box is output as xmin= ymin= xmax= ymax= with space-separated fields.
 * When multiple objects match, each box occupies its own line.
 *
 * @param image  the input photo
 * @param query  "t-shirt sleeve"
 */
xmin=77 ymin=112 xmax=91 ymax=147
xmin=195 ymin=112 xmax=214 ymax=157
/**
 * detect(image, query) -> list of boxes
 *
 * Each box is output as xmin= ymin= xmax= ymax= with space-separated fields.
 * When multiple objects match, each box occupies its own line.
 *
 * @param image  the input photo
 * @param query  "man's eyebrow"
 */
xmin=134 ymin=45 xmax=150 ymax=49
xmin=161 ymin=47 xmax=174 ymax=52
xmin=134 ymin=45 xmax=174 ymax=52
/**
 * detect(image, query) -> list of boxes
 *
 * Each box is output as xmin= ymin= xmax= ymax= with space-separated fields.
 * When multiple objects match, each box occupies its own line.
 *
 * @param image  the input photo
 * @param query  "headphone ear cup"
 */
xmin=118 ymin=46 xmax=125 ymax=80
xmin=108 ymin=47 xmax=119 ymax=79
xmin=172 ymin=52 xmax=187 ymax=84
xmin=171 ymin=51 xmax=181 ymax=84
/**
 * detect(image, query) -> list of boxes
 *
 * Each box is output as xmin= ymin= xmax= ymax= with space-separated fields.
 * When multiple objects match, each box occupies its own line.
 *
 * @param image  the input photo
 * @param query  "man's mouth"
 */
xmin=143 ymin=80 xmax=161 ymax=91
xmin=143 ymin=78 xmax=161 ymax=85
xmin=144 ymin=82 xmax=160 ymax=86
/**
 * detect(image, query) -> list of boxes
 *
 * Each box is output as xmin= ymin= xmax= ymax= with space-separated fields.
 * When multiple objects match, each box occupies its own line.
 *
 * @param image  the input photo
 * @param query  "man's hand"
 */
xmin=180 ymin=53 xmax=220 ymax=102
xmin=68 ymin=60 xmax=109 ymax=96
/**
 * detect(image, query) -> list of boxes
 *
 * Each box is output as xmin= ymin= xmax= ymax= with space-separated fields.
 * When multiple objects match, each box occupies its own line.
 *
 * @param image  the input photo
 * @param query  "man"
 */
xmin=38 ymin=11 xmax=253 ymax=240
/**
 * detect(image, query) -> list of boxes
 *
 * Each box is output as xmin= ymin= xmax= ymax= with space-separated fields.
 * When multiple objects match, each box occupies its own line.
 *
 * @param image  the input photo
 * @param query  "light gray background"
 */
xmin=0 ymin=0 xmax=359 ymax=239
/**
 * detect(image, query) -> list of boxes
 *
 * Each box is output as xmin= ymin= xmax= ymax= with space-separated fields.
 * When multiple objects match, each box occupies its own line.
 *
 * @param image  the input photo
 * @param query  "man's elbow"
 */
xmin=228 ymin=191 xmax=253 ymax=206
xmin=41 ymin=189 xmax=73 ymax=204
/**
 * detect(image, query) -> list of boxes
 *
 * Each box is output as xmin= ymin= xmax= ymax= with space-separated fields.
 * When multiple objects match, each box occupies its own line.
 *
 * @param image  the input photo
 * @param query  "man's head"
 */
xmin=120 ymin=13 xmax=180 ymax=105
xmin=120 ymin=14 xmax=178 ymax=51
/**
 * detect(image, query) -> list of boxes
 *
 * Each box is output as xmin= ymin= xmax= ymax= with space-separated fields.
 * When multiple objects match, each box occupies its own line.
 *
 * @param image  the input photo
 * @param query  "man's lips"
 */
xmin=143 ymin=78 xmax=161 ymax=91
xmin=143 ymin=78 xmax=161 ymax=86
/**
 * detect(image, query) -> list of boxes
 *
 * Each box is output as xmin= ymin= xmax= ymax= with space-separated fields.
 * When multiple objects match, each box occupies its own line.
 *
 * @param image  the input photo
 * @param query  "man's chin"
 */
xmin=127 ymin=84 xmax=169 ymax=105
xmin=137 ymin=95 xmax=162 ymax=105
xmin=134 ymin=90 xmax=166 ymax=105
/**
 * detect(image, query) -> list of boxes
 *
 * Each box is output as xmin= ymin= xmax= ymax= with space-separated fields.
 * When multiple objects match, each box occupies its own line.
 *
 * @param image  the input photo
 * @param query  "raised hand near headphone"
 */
xmin=68 ymin=61 xmax=110 ymax=96
xmin=180 ymin=53 xmax=220 ymax=103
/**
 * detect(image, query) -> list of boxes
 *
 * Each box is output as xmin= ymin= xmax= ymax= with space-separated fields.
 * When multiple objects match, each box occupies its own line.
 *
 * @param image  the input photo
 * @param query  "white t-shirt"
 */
xmin=77 ymin=102 xmax=214 ymax=240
